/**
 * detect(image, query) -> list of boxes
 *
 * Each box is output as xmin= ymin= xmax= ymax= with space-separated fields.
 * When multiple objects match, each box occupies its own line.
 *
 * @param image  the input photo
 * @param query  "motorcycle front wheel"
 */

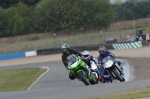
xmin=111 ymin=68 xmax=125 ymax=82
xmin=77 ymin=71 xmax=90 ymax=85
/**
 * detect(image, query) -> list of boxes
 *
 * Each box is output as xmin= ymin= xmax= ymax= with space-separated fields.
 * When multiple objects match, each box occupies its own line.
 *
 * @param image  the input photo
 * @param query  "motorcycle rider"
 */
xmin=61 ymin=43 xmax=83 ymax=80
xmin=82 ymin=50 xmax=101 ymax=82
xmin=97 ymin=46 xmax=123 ymax=76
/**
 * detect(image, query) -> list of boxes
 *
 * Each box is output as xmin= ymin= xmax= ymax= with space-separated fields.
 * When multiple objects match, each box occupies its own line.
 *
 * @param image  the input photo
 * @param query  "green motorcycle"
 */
xmin=67 ymin=54 xmax=98 ymax=85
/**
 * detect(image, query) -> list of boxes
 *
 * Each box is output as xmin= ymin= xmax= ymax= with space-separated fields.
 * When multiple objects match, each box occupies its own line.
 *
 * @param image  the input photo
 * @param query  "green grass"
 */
xmin=84 ymin=88 xmax=150 ymax=99
xmin=0 ymin=67 xmax=46 ymax=92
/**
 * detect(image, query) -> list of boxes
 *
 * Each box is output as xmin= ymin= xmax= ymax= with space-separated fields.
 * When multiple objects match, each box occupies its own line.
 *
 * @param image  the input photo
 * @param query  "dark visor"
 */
xmin=83 ymin=55 xmax=89 ymax=57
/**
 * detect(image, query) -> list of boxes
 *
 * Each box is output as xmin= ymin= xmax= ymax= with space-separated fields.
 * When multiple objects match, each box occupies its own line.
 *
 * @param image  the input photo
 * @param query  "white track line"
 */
xmin=28 ymin=67 xmax=49 ymax=90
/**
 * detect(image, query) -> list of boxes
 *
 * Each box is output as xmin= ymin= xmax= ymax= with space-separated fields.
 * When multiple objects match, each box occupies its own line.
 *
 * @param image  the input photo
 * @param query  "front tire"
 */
xmin=77 ymin=71 xmax=90 ymax=85
xmin=111 ymin=68 xmax=125 ymax=82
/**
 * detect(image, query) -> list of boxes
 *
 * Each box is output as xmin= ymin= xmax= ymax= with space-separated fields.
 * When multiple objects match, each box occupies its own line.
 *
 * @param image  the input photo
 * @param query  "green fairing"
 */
xmin=68 ymin=56 xmax=86 ymax=75
xmin=67 ymin=54 xmax=97 ymax=85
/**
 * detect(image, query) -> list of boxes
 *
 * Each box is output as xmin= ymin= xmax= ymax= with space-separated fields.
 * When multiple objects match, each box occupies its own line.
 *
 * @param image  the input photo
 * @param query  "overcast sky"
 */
xmin=110 ymin=0 xmax=126 ymax=3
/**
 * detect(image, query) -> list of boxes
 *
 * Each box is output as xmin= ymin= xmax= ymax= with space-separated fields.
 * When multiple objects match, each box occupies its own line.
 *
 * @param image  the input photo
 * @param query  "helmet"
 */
xmin=61 ymin=43 xmax=70 ymax=53
xmin=61 ymin=43 xmax=70 ymax=49
xmin=82 ymin=50 xmax=89 ymax=58
xmin=98 ymin=46 xmax=106 ymax=55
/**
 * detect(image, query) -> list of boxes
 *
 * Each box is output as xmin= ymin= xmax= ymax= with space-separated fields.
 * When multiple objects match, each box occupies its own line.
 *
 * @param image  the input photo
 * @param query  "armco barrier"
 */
xmin=0 ymin=41 xmax=147 ymax=60
xmin=25 ymin=51 xmax=37 ymax=57
xmin=36 ymin=44 xmax=113 ymax=55
xmin=112 ymin=41 xmax=143 ymax=50
xmin=0 ymin=44 xmax=112 ymax=60
xmin=36 ymin=41 xmax=147 ymax=55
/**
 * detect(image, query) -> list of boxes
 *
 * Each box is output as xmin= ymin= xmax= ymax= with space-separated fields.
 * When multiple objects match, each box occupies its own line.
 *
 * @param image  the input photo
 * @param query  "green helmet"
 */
xmin=61 ymin=43 xmax=70 ymax=49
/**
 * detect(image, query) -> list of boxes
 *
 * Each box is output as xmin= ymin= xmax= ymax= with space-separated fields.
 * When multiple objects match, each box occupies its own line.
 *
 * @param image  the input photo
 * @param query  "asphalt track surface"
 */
xmin=0 ymin=60 xmax=150 ymax=99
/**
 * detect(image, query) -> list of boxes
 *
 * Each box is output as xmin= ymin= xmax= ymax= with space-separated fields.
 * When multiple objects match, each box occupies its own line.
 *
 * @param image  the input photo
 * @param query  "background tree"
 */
xmin=114 ymin=0 xmax=123 ymax=5
xmin=5 ymin=7 xmax=24 ymax=36
xmin=0 ymin=0 xmax=41 ymax=8
xmin=17 ymin=2 xmax=35 ymax=33
xmin=0 ymin=0 xmax=115 ymax=37
xmin=34 ymin=0 xmax=115 ymax=32
xmin=0 ymin=7 xmax=8 ymax=37
xmin=114 ymin=0 xmax=150 ymax=21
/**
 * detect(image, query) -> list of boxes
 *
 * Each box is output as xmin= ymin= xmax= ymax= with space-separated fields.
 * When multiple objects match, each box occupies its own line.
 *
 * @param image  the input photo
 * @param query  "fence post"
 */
xmin=57 ymin=35 xmax=61 ymax=48
xmin=100 ymin=31 xmax=102 ymax=44
xmin=53 ymin=34 xmax=56 ymax=48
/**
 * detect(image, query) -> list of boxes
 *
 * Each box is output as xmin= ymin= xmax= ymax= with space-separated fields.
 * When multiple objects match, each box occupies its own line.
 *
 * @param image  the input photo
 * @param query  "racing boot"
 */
xmin=95 ymin=69 xmax=101 ymax=82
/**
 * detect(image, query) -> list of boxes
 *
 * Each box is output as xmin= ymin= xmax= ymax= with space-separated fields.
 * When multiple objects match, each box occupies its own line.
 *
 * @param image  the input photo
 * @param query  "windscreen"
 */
xmin=67 ymin=54 xmax=76 ymax=64
xmin=102 ymin=56 xmax=111 ymax=63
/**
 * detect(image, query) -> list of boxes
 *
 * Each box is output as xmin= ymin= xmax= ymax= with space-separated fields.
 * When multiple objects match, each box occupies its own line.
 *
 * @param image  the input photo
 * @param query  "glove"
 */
xmin=109 ymin=55 xmax=116 ymax=60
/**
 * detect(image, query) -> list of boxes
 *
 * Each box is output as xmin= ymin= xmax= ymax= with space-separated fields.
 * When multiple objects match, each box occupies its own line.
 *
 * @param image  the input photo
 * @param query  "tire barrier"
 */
xmin=112 ymin=41 xmax=142 ymax=50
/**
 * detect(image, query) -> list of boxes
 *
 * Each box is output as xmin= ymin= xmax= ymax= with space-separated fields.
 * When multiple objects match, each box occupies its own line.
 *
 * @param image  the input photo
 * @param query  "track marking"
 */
xmin=28 ymin=67 xmax=49 ymax=90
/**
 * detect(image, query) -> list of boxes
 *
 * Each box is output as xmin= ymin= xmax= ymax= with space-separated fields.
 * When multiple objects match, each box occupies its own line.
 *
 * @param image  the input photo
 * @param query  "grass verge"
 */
xmin=0 ymin=67 xmax=46 ymax=92
xmin=84 ymin=87 xmax=150 ymax=99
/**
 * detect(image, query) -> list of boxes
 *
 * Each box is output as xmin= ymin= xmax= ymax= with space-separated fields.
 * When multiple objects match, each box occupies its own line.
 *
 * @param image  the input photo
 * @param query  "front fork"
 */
xmin=82 ymin=65 xmax=91 ymax=79
xmin=115 ymin=62 xmax=123 ymax=75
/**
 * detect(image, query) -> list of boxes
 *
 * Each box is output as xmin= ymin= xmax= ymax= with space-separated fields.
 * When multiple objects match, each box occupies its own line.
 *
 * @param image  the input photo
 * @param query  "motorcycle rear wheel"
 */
xmin=89 ymin=72 xmax=98 ymax=85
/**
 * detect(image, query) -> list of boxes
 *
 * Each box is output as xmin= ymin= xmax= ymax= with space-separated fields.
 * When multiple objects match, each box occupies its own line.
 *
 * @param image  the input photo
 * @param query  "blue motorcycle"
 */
xmin=101 ymin=56 xmax=125 ymax=82
xmin=99 ymin=65 xmax=113 ymax=83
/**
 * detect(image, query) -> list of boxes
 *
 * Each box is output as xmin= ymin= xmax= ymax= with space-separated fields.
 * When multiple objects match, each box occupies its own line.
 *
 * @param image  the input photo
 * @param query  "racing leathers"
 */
xmin=82 ymin=55 xmax=98 ymax=68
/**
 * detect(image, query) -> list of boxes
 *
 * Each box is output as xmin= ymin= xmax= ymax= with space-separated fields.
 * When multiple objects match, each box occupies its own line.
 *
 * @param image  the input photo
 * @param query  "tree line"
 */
xmin=0 ymin=0 xmax=150 ymax=37
xmin=0 ymin=0 xmax=114 ymax=37
xmin=114 ymin=0 xmax=150 ymax=21
xmin=0 ymin=0 xmax=41 ymax=8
